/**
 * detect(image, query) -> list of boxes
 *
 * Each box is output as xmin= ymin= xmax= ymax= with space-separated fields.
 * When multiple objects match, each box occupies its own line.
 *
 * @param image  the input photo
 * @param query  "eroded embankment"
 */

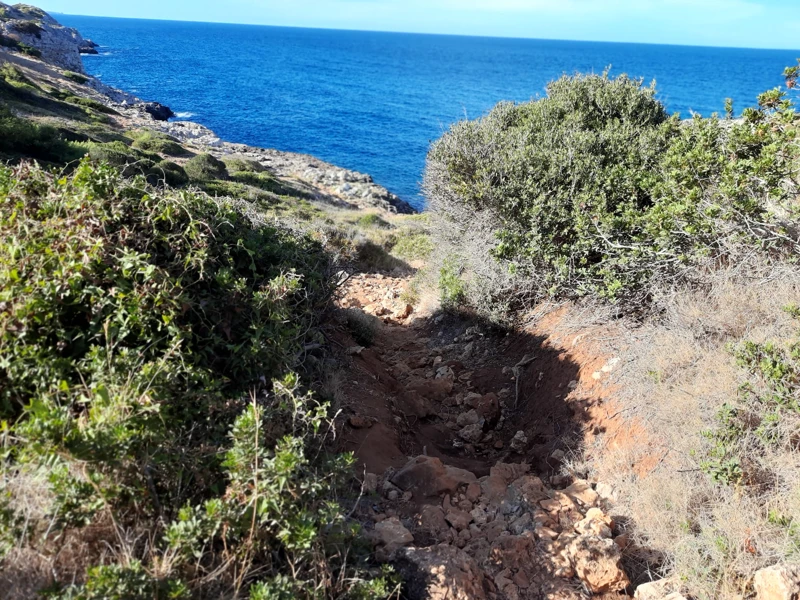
xmin=330 ymin=272 xmax=668 ymax=600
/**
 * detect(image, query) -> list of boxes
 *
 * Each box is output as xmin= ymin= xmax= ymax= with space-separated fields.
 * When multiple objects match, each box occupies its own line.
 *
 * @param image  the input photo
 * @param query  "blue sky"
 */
xmin=41 ymin=0 xmax=800 ymax=49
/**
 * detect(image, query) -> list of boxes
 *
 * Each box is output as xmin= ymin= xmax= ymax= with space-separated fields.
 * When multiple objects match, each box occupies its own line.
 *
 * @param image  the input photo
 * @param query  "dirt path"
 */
xmin=331 ymin=270 xmax=660 ymax=599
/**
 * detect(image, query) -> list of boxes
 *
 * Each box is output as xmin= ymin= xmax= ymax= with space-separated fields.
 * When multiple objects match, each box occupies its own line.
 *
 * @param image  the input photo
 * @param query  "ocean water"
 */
xmin=57 ymin=14 xmax=800 ymax=209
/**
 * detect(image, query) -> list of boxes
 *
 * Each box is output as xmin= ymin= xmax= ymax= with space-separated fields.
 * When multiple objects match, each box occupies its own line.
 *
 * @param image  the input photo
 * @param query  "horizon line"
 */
xmin=52 ymin=11 xmax=800 ymax=54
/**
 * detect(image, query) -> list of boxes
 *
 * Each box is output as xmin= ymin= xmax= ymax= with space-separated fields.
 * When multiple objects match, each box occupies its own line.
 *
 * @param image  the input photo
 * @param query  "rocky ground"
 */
xmin=330 ymin=273 xmax=672 ymax=600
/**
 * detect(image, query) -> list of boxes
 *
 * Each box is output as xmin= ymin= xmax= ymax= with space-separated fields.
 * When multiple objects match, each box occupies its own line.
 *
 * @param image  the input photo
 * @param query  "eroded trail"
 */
xmin=331 ymin=272 xmax=656 ymax=600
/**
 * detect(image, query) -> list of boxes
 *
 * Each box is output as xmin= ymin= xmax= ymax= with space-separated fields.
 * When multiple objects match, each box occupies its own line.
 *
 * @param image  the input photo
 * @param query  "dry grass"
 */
xmin=583 ymin=262 xmax=800 ymax=599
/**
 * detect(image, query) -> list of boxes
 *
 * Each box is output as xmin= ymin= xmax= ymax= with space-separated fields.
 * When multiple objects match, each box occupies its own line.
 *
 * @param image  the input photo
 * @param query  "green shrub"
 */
xmin=0 ymin=104 xmax=85 ymax=163
xmin=149 ymin=159 xmax=189 ymax=186
xmin=0 ymin=34 xmax=42 ymax=58
xmin=86 ymin=141 xmax=158 ymax=177
xmin=63 ymin=70 xmax=89 ymax=85
xmin=702 ymin=306 xmax=800 ymax=487
xmin=129 ymin=129 xmax=188 ymax=156
xmin=426 ymin=70 xmax=800 ymax=316
xmin=0 ymin=63 xmax=36 ymax=90
xmin=10 ymin=20 xmax=42 ymax=36
xmin=356 ymin=213 xmax=390 ymax=228
xmin=439 ymin=256 xmax=466 ymax=308
xmin=392 ymin=231 xmax=433 ymax=260
xmin=223 ymin=156 xmax=267 ymax=173
xmin=344 ymin=308 xmax=379 ymax=346
xmin=0 ymin=161 xmax=387 ymax=598
xmin=65 ymin=95 xmax=119 ymax=115
xmin=184 ymin=152 xmax=228 ymax=181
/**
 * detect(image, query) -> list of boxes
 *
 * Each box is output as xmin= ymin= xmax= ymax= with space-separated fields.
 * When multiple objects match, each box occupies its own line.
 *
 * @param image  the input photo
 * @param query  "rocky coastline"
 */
xmin=0 ymin=1 xmax=415 ymax=215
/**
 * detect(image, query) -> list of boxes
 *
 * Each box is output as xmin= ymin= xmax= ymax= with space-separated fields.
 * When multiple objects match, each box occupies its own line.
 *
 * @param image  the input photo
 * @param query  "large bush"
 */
xmin=0 ymin=161 xmax=391 ymax=598
xmin=0 ymin=104 xmax=85 ymax=163
xmin=185 ymin=152 xmax=229 ymax=181
xmin=426 ymin=71 xmax=800 ymax=317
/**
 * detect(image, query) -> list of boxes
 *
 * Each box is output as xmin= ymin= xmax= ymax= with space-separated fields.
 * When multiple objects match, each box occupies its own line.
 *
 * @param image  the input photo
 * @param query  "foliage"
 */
xmin=426 ymin=70 xmax=800 ymax=316
xmin=356 ymin=213 xmax=390 ymax=229
xmin=184 ymin=153 xmax=228 ymax=181
xmin=223 ymin=156 xmax=267 ymax=173
xmin=150 ymin=159 xmax=189 ymax=186
xmin=391 ymin=232 xmax=433 ymax=261
xmin=344 ymin=308 xmax=378 ymax=346
xmin=63 ymin=71 xmax=89 ymax=85
xmin=64 ymin=95 xmax=119 ymax=115
xmin=0 ymin=34 xmax=41 ymax=57
xmin=129 ymin=129 xmax=187 ymax=156
xmin=0 ymin=161 xmax=391 ymax=598
xmin=85 ymin=141 xmax=159 ymax=177
xmin=702 ymin=306 xmax=800 ymax=487
xmin=0 ymin=104 xmax=85 ymax=163
xmin=10 ymin=20 xmax=42 ymax=36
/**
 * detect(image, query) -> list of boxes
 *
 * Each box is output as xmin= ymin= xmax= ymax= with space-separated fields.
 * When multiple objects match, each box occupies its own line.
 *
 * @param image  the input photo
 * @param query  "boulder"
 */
xmin=754 ymin=565 xmax=800 ymax=600
xmin=566 ymin=535 xmax=630 ymax=594
xmin=373 ymin=517 xmax=414 ymax=554
xmin=143 ymin=102 xmax=176 ymax=121
xmin=392 ymin=456 xmax=477 ymax=498
xmin=394 ymin=545 xmax=493 ymax=600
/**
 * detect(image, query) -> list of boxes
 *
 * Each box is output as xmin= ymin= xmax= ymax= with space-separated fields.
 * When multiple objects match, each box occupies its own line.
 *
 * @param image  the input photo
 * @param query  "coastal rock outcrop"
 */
xmin=0 ymin=2 xmax=89 ymax=72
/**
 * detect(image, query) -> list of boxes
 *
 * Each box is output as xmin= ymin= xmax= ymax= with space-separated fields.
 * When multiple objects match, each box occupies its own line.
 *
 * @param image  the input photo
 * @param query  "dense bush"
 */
xmin=223 ymin=156 xmax=267 ymax=173
xmin=86 ymin=141 xmax=159 ymax=176
xmin=62 ymin=70 xmax=89 ymax=85
xmin=426 ymin=71 xmax=800 ymax=317
xmin=0 ymin=104 xmax=85 ymax=162
xmin=184 ymin=152 xmax=228 ymax=181
xmin=130 ymin=129 xmax=188 ymax=156
xmin=150 ymin=159 xmax=189 ymax=186
xmin=0 ymin=34 xmax=41 ymax=58
xmin=64 ymin=95 xmax=119 ymax=115
xmin=0 ymin=161 xmax=392 ymax=598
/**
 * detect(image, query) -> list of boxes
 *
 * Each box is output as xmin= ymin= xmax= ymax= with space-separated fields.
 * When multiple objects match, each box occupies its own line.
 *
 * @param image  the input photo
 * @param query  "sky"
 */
xmin=39 ymin=0 xmax=800 ymax=50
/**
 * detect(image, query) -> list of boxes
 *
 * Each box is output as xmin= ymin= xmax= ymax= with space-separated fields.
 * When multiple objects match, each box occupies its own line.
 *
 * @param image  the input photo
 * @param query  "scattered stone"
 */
xmin=373 ymin=517 xmax=414 ymax=553
xmin=363 ymin=472 xmax=379 ymax=494
xmin=574 ymin=514 xmax=613 ymax=539
xmin=466 ymin=482 xmax=482 ymax=502
xmin=347 ymin=346 xmax=365 ymax=356
xmin=392 ymin=456 xmax=478 ymax=498
xmin=393 ymin=545 xmax=491 ymax=600
xmin=635 ymin=580 xmax=675 ymax=600
xmin=457 ymin=410 xmax=481 ymax=427
xmin=458 ymin=423 xmax=484 ymax=444
xmin=348 ymin=416 xmax=373 ymax=429
xmin=510 ymin=431 xmax=528 ymax=453
xmin=550 ymin=449 xmax=566 ymax=461
xmin=563 ymin=480 xmax=599 ymax=507
xmin=566 ymin=535 xmax=630 ymax=594
xmin=754 ymin=565 xmax=800 ymax=600
xmin=445 ymin=509 xmax=473 ymax=531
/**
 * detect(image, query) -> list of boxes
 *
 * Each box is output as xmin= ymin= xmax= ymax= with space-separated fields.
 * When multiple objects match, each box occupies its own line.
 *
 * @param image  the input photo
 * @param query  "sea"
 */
xmin=57 ymin=14 xmax=800 ymax=210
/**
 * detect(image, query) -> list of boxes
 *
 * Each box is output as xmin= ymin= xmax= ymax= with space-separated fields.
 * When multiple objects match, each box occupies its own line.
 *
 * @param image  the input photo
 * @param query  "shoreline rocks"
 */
xmin=0 ymin=2 xmax=89 ymax=72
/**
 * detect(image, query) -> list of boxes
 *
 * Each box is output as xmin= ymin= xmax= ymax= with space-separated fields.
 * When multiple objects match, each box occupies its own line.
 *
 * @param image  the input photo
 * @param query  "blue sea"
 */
xmin=57 ymin=15 xmax=800 ymax=210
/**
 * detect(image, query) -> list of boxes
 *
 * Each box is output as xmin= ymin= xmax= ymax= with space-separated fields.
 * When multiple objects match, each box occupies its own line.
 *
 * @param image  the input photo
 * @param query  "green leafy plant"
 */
xmin=184 ymin=153 xmax=228 ymax=181
xmin=63 ymin=71 xmax=89 ymax=85
xmin=426 ymin=69 xmax=800 ymax=316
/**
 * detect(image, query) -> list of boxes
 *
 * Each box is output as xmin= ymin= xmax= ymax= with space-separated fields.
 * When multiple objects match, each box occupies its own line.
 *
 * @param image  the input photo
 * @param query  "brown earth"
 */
xmin=330 ymin=270 xmax=667 ymax=599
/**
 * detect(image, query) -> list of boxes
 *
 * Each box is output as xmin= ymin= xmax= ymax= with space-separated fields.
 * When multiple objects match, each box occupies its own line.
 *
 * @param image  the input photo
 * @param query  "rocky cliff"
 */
xmin=0 ymin=3 xmax=93 ymax=72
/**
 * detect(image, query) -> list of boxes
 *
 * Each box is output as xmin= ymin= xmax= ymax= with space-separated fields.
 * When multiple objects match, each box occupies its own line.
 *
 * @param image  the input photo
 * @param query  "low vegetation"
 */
xmin=426 ymin=65 xmax=800 ymax=598
xmin=184 ymin=152 xmax=229 ymax=181
xmin=426 ymin=70 xmax=799 ymax=318
xmin=129 ymin=128 xmax=188 ymax=156
xmin=0 ymin=160 xmax=395 ymax=599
